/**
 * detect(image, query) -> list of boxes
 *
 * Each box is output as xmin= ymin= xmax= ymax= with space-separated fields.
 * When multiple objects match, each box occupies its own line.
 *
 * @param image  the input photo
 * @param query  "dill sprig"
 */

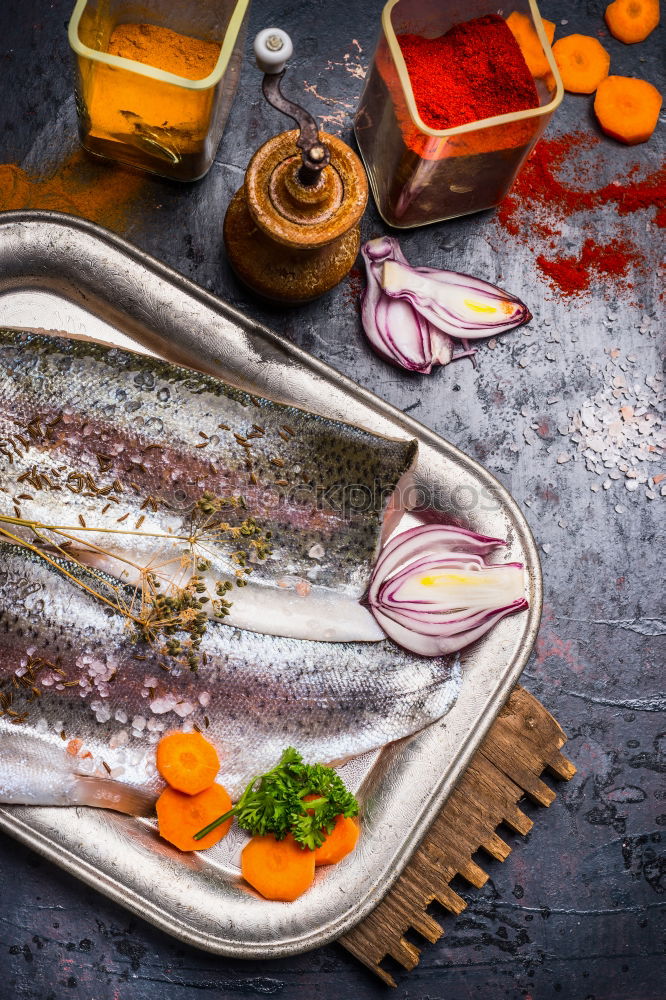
xmin=0 ymin=489 xmax=272 ymax=672
xmin=193 ymin=747 xmax=359 ymax=850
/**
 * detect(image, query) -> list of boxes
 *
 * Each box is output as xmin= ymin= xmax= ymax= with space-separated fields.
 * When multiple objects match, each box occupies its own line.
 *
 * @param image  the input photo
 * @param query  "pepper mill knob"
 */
xmin=223 ymin=29 xmax=368 ymax=304
xmin=253 ymin=28 xmax=293 ymax=74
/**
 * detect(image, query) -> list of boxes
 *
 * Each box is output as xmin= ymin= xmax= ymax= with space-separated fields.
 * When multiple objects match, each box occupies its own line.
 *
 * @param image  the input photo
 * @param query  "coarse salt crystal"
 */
xmin=150 ymin=694 xmax=178 ymax=714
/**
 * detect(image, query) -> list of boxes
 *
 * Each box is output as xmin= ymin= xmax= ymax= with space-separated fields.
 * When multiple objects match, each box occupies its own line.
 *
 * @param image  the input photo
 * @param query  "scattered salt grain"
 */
xmin=150 ymin=693 xmax=178 ymax=714
xmin=564 ymin=351 xmax=664 ymax=502
xmin=173 ymin=701 xmax=195 ymax=718
xmin=109 ymin=730 xmax=129 ymax=749
xmin=90 ymin=700 xmax=112 ymax=724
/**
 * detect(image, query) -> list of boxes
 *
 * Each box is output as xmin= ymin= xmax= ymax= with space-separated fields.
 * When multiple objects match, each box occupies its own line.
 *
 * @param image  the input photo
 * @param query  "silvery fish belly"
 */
xmin=0 ymin=544 xmax=461 ymax=807
xmin=0 ymin=329 xmax=417 ymax=642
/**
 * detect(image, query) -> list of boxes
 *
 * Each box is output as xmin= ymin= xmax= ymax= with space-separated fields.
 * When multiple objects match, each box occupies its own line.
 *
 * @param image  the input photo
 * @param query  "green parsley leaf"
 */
xmin=193 ymin=747 xmax=359 ymax=849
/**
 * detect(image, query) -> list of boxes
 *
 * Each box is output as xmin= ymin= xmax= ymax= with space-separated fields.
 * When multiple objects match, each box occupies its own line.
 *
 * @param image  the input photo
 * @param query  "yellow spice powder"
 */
xmin=85 ymin=23 xmax=221 ymax=157
xmin=107 ymin=23 xmax=220 ymax=80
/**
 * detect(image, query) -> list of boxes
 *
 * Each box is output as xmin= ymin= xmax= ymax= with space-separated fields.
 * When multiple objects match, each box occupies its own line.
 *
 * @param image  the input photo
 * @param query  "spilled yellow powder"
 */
xmin=0 ymin=149 xmax=144 ymax=231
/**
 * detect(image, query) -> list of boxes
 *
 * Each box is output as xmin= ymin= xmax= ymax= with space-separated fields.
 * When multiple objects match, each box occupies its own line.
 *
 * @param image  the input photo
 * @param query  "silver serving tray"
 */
xmin=0 ymin=211 xmax=541 ymax=958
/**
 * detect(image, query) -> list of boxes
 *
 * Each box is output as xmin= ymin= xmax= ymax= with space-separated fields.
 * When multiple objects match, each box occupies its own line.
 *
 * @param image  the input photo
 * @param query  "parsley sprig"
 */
xmin=193 ymin=747 xmax=358 ymax=850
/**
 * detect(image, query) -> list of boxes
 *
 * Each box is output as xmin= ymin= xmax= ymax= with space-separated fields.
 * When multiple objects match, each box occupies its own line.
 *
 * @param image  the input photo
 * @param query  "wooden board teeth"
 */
xmin=339 ymin=686 xmax=576 ymax=987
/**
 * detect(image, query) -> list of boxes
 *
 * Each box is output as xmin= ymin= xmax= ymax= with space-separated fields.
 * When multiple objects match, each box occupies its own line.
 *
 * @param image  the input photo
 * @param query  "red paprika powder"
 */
xmin=398 ymin=15 xmax=539 ymax=130
xmin=496 ymin=131 xmax=662 ymax=298
xmin=536 ymin=237 xmax=640 ymax=295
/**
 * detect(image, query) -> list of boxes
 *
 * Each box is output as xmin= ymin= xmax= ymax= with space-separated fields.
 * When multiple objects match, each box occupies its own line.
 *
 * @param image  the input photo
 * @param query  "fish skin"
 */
xmin=0 ymin=329 xmax=417 ymax=641
xmin=0 ymin=543 xmax=460 ymax=805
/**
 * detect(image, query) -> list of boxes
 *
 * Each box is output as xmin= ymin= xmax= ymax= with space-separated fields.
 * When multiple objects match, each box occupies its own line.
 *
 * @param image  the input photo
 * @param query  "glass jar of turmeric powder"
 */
xmin=68 ymin=0 xmax=250 ymax=181
xmin=355 ymin=0 xmax=563 ymax=227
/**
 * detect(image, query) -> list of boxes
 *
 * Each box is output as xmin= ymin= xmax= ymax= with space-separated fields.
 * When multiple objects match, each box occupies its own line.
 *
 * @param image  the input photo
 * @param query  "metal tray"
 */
xmin=0 ymin=211 xmax=541 ymax=958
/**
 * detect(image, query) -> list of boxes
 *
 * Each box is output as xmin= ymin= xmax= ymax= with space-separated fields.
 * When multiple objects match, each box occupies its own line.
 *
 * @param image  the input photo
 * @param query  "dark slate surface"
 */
xmin=0 ymin=1 xmax=663 ymax=997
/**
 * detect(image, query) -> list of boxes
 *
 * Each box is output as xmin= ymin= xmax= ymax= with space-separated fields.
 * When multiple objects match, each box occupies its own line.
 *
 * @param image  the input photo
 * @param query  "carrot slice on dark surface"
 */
xmin=506 ymin=11 xmax=556 ymax=77
xmin=552 ymin=34 xmax=611 ymax=93
xmin=156 ymin=784 xmax=232 ymax=851
xmin=156 ymin=731 xmax=220 ymax=795
xmin=313 ymin=815 xmax=359 ymax=866
xmin=241 ymin=833 xmax=316 ymax=902
xmin=594 ymin=75 xmax=663 ymax=144
xmin=605 ymin=0 xmax=660 ymax=43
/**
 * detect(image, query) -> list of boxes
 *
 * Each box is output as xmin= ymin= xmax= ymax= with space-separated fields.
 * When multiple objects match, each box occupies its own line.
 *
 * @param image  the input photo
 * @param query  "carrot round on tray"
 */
xmin=241 ymin=833 xmax=316 ymax=902
xmin=157 ymin=784 xmax=233 ymax=851
xmin=157 ymin=731 xmax=220 ymax=795
xmin=313 ymin=815 xmax=360 ymax=866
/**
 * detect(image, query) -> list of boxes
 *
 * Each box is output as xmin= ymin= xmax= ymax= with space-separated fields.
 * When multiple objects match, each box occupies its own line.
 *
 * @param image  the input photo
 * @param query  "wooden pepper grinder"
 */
xmin=224 ymin=28 xmax=368 ymax=303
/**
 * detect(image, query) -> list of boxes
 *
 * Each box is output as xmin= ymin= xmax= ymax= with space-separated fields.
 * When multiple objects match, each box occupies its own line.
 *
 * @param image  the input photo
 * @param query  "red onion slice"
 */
xmin=368 ymin=524 xmax=528 ymax=656
xmin=361 ymin=238 xmax=455 ymax=373
xmin=381 ymin=259 xmax=532 ymax=338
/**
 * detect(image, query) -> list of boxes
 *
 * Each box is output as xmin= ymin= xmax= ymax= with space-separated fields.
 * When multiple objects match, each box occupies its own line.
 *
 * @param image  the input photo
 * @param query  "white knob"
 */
xmin=254 ymin=28 xmax=293 ymax=74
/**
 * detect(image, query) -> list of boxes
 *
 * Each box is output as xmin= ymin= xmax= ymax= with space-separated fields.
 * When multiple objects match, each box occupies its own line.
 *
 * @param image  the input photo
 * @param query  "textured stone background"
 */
xmin=0 ymin=0 xmax=663 ymax=997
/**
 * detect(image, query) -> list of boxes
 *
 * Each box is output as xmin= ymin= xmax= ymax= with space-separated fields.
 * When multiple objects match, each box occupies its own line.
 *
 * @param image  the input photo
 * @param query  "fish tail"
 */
xmin=70 ymin=776 xmax=156 ymax=817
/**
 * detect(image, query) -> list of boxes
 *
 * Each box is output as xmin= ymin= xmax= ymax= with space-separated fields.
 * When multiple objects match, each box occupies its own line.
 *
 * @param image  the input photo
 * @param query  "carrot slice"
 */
xmin=605 ymin=0 xmax=660 ymax=43
xmin=552 ymin=35 xmax=611 ymax=93
xmin=506 ymin=12 xmax=556 ymax=78
xmin=313 ymin=815 xmax=359 ymax=866
xmin=241 ymin=833 xmax=315 ymax=902
xmin=594 ymin=75 xmax=663 ymax=144
xmin=156 ymin=784 xmax=232 ymax=851
xmin=156 ymin=731 xmax=220 ymax=795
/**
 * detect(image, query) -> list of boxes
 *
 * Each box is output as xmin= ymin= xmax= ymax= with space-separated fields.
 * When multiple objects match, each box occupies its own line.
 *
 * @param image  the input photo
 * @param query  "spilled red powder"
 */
xmin=344 ymin=266 xmax=365 ymax=313
xmin=496 ymin=131 xmax=664 ymax=297
xmin=498 ymin=132 xmax=666 ymax=233
xmin=537 ymin=237 xmax=640 ymax=295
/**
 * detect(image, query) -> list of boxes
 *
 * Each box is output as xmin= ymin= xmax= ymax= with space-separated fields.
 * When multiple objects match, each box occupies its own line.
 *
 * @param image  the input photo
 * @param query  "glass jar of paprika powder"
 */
xmin=355 ymin=0 xmax=563 ymax=227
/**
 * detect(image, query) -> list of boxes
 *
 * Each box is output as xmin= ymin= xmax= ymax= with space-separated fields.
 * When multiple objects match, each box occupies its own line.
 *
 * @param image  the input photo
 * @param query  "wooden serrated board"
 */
xmin=340 ymin=686 xmax=576 ymax=986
